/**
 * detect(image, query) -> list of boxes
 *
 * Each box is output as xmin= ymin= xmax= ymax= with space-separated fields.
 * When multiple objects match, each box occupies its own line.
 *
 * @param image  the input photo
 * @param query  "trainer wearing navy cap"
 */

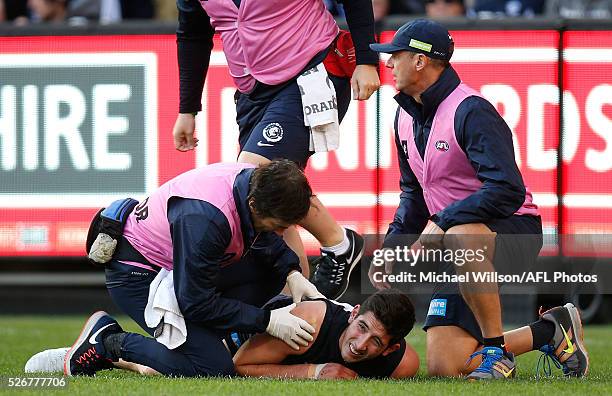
xmin=370 ymin=18 xmax=454 ymax=61
xmin=368 ymin=19 xmax=585 ymax=381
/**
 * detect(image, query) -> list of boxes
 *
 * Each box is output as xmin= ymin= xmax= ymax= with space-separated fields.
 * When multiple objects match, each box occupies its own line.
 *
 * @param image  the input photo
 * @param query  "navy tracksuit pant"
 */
xmin=105 ymin=241 xmax=285 ymax=377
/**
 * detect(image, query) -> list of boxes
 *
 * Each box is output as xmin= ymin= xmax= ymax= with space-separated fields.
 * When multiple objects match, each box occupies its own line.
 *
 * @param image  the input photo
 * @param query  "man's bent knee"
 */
xmin=445 ymin=223 xmax=493 ymax=236
xmin=238 ymin=151 xmax=271 ymax=166
xmin=427 ymin=355 xmax=466 ymax=377
xmin=444 ymin=223 xmax=495 ymax=253
xmin=426 ymin=325 xmax=479 ymax=377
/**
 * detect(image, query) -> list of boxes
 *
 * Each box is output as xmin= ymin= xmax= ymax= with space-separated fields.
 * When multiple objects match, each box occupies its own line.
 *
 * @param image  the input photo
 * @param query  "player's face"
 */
xmin=339 ymin=309 xmax=394 ymax=363
xmin=252 ymin=216 xmax=291 ymax=235
xmin=386 ymin=50 xmax=419 ymax=95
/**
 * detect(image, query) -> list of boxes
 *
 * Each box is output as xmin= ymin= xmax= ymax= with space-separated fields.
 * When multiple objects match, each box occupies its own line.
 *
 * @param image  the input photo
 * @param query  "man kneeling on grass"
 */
xmin=25 ymin=290 xmax=420 ymax=380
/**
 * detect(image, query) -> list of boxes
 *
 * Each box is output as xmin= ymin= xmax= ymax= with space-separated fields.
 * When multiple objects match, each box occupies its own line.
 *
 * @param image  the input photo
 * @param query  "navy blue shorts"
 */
xmin=423 ymin=215 xmax=543 ymax=342
xmin=104 ymin=239 xmax=286 ymax=377
xmin=235 ymin=74 xmax=351 ymax=168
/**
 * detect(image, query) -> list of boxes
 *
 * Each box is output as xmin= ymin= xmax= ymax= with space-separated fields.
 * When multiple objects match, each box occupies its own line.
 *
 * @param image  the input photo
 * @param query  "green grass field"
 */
xmin=1 ymin=316 xmax=611 ymax=395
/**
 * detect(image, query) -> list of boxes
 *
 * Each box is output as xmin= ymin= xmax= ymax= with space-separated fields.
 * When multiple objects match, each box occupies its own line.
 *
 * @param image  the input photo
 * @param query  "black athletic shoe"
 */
xmin=64 ymin=311 xmax=123 ymax=376
xmin=312 ymin=229 xmax=364 ymax=300
xmin=537 ymin=303 xmax=589 ymax=377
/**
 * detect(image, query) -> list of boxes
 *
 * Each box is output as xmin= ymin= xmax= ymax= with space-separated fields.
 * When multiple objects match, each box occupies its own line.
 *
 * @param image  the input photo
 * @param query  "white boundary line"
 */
xmin=315 ymin=192 xmax=612 ymax=209
xmin=377 ymin=48 xmax=559 ymax=63
xmin=4 ymin=193 xmax=151 ymax=208
xmin=362 ymin=48 xmax=612 ymax=63
xmin=564 ymin=49 xmax=612 ymax=62
xmin=212 ymin=48 xmax=612 ymax=65
xmin=211 ymin=49 xmax=562 ymax=65
xmin=7 ymin=192 xmax=610 ymax=209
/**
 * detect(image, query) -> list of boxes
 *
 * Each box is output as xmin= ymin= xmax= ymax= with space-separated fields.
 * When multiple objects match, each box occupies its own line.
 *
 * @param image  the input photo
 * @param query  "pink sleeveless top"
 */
xmin=199 ymin=0 xmax=338 ymax=92
xmin=397 ymin=83 xmax=539 ymax=217
xmin=123 ymin=163 xmax=255 ymax=269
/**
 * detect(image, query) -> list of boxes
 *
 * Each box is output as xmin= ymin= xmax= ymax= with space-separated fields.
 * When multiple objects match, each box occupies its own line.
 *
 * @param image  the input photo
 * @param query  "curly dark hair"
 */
xmin=358 ymin=289 xmax=416 ymax=344
xmin=247 ymin=159 xmax=313 ymax=225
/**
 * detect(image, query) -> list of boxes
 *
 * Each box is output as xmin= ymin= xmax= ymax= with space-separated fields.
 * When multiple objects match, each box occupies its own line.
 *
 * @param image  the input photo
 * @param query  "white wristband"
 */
xmin=314 ymin=363 xmax=326 ymax=379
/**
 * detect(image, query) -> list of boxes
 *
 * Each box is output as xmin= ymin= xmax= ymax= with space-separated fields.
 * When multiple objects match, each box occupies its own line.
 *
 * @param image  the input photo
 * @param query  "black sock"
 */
xmin=103 ymin=332 xmax=127 ymax=361
xmin=483 ymin=336 xmax=508 ymax=354
xmin=529 ymin=319 xmax=556 ymax=350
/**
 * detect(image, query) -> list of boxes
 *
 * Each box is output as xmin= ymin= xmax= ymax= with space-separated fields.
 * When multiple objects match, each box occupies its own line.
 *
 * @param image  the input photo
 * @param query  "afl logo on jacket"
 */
xmin=435 ymin=140 xmax=450 ymax=152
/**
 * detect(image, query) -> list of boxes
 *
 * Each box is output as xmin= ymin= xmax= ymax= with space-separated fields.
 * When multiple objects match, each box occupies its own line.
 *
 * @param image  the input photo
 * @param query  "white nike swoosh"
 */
xmin=257 ymin=141 xmax=274 ymax=147
xmin=347 ymin=234 xmax=356 ymax=261
xmin=89 ymin=323 xmax=115 ymax=345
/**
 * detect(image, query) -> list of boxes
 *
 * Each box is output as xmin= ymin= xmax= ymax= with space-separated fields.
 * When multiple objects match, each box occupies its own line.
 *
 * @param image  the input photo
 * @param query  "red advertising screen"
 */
xmin=561 ymin=31 xmax=612 ymax=256
xmin=562 ymin=31 xmax=612 ymax=233
xmin=0 ymin=30 xmax=610 ymax=257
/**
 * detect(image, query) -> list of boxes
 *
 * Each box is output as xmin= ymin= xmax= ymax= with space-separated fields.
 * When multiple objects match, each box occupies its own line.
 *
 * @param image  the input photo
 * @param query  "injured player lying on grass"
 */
xmin=25 ymin=290 xmax=420 ymax=379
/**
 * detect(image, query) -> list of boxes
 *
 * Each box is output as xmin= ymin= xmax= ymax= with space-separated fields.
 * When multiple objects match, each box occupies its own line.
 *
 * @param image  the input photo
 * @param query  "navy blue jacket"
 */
xmin=387 ymin=66 xmax=528 ymax=238
xmin=168 ymin=169 xmax=301 ymax=333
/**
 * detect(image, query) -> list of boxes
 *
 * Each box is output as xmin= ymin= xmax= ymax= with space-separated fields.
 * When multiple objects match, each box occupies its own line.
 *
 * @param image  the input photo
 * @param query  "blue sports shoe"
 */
xmin=64 ymin=311 xmax=123 ymax=376
xmin=466 ymin=346 xmax=516 ymax=380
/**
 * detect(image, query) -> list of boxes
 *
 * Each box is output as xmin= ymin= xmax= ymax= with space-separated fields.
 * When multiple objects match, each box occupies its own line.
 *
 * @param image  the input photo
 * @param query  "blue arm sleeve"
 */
xmin=169 ymin=198 xmax=270 ymax=333
xmin=338 ymin=0 xmax=379 ymax=65
xmin=433 ymin=96 xmax=526 ymax=230
xmin=384 ymin=108 xmax=430 ymax=246
xmin=176 ymin=0 xmax=215 ymax=113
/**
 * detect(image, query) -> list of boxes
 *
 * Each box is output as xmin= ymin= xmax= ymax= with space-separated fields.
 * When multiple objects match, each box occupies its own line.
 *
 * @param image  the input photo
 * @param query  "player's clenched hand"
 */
xmin=350 ymin=64 xmax=380 ymax=100
xmin=173 ymin=113 xmax=199 ymax=151
xmin=266 ymin=303 xmax=316 ymax=350
xmin=315 ymin=363 xmax=358 ymax=380
xmin=286 ymin=271 xmax=325 ymax=303
xmin=368 ymin=248 xmax=393 ymax=290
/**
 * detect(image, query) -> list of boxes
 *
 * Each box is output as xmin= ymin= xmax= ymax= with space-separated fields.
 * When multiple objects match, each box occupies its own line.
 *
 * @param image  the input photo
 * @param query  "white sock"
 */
xmin=321 ymin=228 xmax=350 ymax=255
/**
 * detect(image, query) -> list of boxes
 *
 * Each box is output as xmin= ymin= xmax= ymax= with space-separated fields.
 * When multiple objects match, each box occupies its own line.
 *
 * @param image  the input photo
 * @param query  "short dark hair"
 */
xmin=429 ymin=57 xmax=450 ymax=70
xmin=247 ymin=159 xmax=313 ymax=225
xmin=358 ymin=289 xmax=415 ymax=344
xmin=406 ymin=51 xmax=450 ymax=70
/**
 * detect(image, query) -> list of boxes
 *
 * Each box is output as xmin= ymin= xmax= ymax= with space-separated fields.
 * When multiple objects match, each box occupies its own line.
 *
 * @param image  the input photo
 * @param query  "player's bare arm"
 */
xmin=390 ymin=343 xmax=420 ymax=378
xmin=233 ymin=300 xmax=336 ymax=379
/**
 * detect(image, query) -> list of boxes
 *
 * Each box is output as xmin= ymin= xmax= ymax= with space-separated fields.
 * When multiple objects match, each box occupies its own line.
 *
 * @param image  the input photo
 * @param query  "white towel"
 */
xmin=297 ymin=62 xmax=340 ymax=152
xmin=144 ymin=269 xmax=187 ymax=349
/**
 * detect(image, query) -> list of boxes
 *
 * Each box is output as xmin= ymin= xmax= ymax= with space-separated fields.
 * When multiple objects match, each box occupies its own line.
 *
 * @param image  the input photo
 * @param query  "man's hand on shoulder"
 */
xmin=290 ymin=299 xmax=326 ymax=331
xmin=233 ymin=300 xmax=327 ymax=378
xmin=286 ymin=271 xmax=325 ymax=303
xmin=266 ymin=304 xmax=315 ymax=350
xmin=263 ymin=290 xmax=329 ymax=350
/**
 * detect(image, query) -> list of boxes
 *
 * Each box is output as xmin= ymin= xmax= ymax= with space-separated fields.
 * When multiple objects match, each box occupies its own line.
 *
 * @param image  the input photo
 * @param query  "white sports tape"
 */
xmin=314 ymin=363 xmax=326 ymax=379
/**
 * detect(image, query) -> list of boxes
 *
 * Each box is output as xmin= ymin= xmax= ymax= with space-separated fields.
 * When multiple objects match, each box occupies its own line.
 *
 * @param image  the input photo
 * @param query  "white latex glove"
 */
xmin=286 ymin=271 xmax=325 ymax=303
xmin=266 ymin=303 xmax=316 ymax=350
